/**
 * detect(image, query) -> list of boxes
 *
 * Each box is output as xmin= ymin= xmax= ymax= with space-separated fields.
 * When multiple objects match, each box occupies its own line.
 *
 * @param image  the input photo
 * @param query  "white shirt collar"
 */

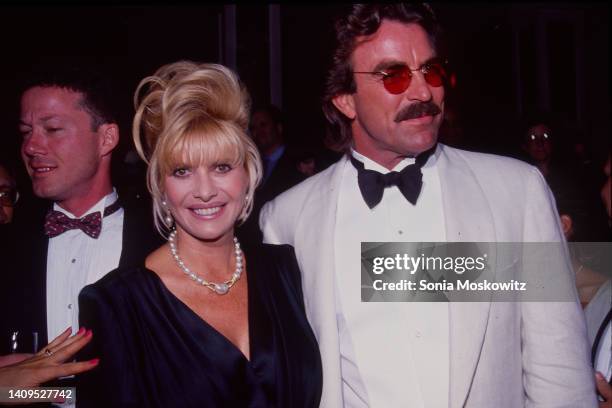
xmin=53 ymin=189 xmax=118 ymax=218
xmin=350 ymin=144 xmax=440 ymax=174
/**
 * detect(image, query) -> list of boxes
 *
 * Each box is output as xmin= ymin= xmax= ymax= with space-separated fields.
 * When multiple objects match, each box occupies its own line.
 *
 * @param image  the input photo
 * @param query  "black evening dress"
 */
xmin=76 ymin=244 xmax=322 ymax=408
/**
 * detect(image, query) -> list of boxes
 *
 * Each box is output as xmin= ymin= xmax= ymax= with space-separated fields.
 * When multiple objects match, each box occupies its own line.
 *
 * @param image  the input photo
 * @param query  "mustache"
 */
xmin=394 ymin=102 xmax=441 ymax=123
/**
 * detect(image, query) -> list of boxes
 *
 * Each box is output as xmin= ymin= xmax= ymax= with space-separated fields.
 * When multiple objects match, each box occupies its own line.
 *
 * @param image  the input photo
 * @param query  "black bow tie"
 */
xmin=350 ymin=150 xmax=433 ymax=209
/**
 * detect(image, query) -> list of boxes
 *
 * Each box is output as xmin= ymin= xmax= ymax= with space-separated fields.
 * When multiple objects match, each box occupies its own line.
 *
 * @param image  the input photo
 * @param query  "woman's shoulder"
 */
xmin=245 ymin=243 xmax=299 ymax=270
xmin=256 ymin=242 xmax=297 ymax=258
xmin=246 ymin=243 xmax=304 ymax=296
xmin=79 ymin=265 xmax=156 ymax=302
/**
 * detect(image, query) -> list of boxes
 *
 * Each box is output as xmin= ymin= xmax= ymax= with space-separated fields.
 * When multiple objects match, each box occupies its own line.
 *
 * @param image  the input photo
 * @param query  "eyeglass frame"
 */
xmin=353 ymin=58 xmax=450 ymax=94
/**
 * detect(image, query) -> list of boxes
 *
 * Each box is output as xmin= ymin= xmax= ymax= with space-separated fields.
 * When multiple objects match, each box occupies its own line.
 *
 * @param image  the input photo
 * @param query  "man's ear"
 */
xmin=98 ymin=123 xmax=119 ymax=156
xmin=332 ymin=93 xmax=356 ymax=120
xmin=560 ymin=214 xmax=573 ymax=239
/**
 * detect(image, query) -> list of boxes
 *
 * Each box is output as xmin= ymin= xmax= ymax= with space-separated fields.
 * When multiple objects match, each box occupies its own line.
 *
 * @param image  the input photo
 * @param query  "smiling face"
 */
xmin=164 ymin=160 xmax=249 ymax=244
xmin=333 ymin=21 xmax=445 ymax=169
xmin=19 ymin=86 xmax=109 ymax=207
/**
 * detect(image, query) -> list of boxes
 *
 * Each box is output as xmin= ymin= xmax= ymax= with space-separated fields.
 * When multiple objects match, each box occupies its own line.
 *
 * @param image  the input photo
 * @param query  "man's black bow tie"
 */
xmin=350 ymin=149 xmax=433 ymax=209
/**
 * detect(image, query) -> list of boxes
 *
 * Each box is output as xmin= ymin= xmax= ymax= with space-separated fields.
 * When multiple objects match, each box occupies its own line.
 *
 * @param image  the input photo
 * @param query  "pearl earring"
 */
xmin=161 ymin=200 xmax=173 ymax=226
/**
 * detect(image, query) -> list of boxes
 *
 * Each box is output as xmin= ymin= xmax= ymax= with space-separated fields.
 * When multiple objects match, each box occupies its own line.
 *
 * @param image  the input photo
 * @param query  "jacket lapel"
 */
xmin=295 ymin=157 xmax=347 ymax=408
xmin=27 ymin=224 xmax=49 ymax=348
xmin=438 ymin=145 xmax=495 ymax=408
xmin=5 ymin=204 xmax=50 ymax=350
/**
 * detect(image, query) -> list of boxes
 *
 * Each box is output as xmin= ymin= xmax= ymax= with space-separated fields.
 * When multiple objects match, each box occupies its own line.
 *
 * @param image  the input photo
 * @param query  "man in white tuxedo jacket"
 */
xmin=260 ymin=4 xmax=598 ymax=408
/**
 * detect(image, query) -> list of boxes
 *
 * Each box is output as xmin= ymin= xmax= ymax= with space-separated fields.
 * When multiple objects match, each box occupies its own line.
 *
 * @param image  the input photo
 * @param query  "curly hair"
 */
xmin=132 ymin=61 xmax=262 ymax=237
xmin=322 ymin=3 xmax=444 ymax=152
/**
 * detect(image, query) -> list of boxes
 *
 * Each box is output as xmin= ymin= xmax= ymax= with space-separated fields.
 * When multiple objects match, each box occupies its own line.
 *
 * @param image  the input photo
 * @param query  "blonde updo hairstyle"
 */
xmin=132 ymin=61 xmax=262 ymax=237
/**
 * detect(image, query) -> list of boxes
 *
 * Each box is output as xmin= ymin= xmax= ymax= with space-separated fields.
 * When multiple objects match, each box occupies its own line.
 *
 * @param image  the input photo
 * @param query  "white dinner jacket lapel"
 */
xmin=294 ymin=156 xmax=347 ymax=408
xmin=438 ymin=145 xmax=496 ymax=408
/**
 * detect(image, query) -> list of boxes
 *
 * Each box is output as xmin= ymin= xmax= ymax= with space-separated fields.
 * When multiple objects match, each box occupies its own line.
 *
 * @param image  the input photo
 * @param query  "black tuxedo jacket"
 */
xmin=0 ymin=197 xmax=162 ymax=354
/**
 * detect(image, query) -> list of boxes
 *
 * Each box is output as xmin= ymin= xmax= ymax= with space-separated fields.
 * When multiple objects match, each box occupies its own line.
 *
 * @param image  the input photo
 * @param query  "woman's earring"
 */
xmin=244 ymin=194 xmax=252 ymax=209
xmin=161 ymin=200 xmax=173 ymax=227
xmin=165 ymin=211 xmax=173 ymax=226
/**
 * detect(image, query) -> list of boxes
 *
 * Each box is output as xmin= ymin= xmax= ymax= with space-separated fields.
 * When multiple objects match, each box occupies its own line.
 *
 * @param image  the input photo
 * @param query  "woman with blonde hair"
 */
xmin=76 ymin=61 xmax=322 ymax=407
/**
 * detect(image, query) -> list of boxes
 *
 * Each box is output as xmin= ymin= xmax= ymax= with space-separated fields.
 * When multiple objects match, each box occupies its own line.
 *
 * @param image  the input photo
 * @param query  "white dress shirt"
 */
xmin=46 ymin=190 xmax=124 ymax=341
xmin=334 ymin=148 xmax=449 ymax=408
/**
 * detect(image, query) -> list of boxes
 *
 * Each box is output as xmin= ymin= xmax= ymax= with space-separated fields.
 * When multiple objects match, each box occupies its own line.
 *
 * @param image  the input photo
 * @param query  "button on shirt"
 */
xmin=46 ymin=191 xmax=124 ymax=342
xmin=334 ymin=148 xmax=449 ymax=408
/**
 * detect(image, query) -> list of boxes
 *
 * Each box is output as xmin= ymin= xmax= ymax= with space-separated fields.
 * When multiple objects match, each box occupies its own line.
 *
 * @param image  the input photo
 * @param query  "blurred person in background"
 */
xmin=0 ymin=161 xmax=18 ymax=225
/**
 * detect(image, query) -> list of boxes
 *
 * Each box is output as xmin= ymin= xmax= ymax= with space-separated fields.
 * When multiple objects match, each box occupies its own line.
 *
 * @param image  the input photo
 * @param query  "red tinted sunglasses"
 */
xmin=354 ymin=59 xmax=449 ymax=94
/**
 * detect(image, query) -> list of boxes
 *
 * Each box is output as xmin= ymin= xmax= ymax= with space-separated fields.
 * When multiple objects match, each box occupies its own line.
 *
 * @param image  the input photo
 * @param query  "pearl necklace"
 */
xmin=168 ymin=230 xmax=243 ymax=295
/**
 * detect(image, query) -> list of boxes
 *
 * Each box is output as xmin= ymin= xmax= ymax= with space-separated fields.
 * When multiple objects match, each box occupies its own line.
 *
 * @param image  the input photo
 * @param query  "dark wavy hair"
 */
xmin=322 ymin=3 xmax=445 ymax=152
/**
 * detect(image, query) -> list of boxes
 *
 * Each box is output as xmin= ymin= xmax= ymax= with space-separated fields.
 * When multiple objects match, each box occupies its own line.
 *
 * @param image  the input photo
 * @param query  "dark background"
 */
xmin=0 ymin=3 xmax=610 ymax=199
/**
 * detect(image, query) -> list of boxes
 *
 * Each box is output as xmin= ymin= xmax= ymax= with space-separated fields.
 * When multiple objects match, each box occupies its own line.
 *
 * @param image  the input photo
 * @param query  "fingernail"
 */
xmin=64 ymin=327 xmax=72 ymax=334
xmin=595 ymin=371 xmax=605 ymax=381
xmin=85 ymin=329 xmax=93 ymax=338
xmin=89 ymin=358 xmax=100 ymax=365
xmin=77 ymin=327 xmax=86 ymax=335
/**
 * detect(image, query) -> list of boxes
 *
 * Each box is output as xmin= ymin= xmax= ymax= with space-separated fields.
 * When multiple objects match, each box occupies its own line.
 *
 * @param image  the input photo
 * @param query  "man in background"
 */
xmin=0 ymin=162 xmax=18 ymax=225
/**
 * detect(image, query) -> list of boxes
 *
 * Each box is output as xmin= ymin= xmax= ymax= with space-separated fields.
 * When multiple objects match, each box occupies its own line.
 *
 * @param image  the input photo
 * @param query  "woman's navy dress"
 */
xmin=76 ymin=244 xmax=322 ymax=408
